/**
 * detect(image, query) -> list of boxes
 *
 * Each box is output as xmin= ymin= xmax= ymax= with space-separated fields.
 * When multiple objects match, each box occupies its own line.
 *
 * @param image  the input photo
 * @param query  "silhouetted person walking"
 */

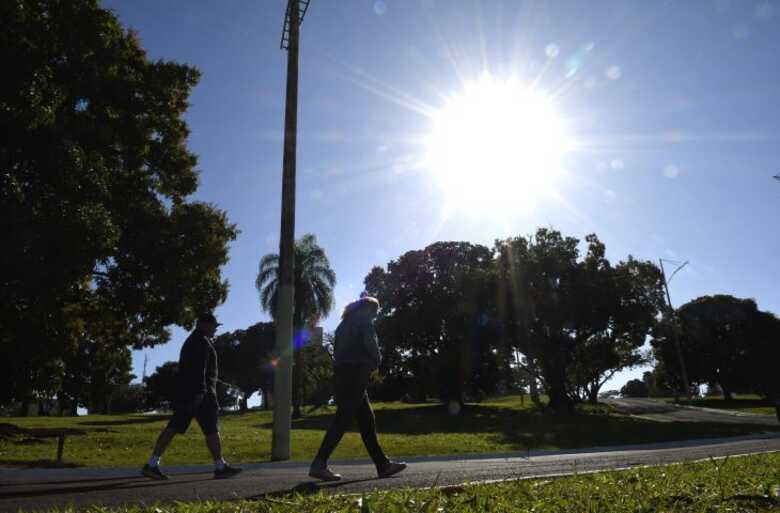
xmin=141 ymin=313 xmax=242 ymax=480
xmin=309 ymin=295 xmax=407 ymax=481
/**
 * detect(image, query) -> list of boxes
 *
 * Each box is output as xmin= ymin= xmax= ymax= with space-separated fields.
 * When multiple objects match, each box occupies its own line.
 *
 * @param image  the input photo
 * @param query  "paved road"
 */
xmin=604 ymin=397 xmax=780 ymax=426
xmin=2 ymin=433 xmax=779 ymax=512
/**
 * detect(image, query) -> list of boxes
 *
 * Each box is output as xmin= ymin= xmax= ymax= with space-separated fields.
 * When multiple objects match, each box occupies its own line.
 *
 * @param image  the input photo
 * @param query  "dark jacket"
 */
xmin=176 ymin=329 xmax=218 ymax=399
xmin=333 ymin=309 xmax=380 ymax=369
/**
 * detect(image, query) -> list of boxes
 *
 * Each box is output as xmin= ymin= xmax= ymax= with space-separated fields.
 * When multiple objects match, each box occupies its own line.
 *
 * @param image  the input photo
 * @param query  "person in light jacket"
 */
xmin=308 ymin=295 xmax=407 ymax=481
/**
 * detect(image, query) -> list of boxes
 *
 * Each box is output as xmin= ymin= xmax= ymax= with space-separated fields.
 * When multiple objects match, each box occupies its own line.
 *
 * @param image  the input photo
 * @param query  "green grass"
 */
xmin=660 ymin=395 xmax=778 ymax=416
xmin=1 ymin=395 xmax=777 ymax=468
xmin=22 ymin=451 xmax=780 ymax=512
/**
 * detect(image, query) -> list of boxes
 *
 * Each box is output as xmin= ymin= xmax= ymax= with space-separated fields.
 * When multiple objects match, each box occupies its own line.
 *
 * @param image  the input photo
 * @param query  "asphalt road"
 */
xmin=604 ymin=397 xmax=780 ymax=426
xmin=2 ymin=434 xmax=779 ymax=512
xmin=2 ymin=399 xmax=778 ymax=512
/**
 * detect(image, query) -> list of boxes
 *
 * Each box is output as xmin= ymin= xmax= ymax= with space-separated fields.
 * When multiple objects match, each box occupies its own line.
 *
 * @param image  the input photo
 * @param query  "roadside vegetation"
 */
xmin=2 ymin=396 xmax=777 ymax=468
xmin=658 ymin=395 xmax=778 ymax=416
xmin=21 ymin=452 xmax=780 ymax=512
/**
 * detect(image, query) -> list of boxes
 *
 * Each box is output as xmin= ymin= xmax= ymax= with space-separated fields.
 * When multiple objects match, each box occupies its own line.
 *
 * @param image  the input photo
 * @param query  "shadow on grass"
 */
xmin=268 ymin=403 xmax=779 ymax=452
xmin=0 ymin=476 xmax=207 ymax=500
xmin=680 ymin=398 xmax=773 ymax=411
xmin=0 ymin=459 xmax=83 ymax=469
xmin=78 ymin=415 xmax=169 ymax=427
xmin=488 ymin=416 xmax=779 ymax=452
xmin=0 ymin=422 xmax=97 ymax=451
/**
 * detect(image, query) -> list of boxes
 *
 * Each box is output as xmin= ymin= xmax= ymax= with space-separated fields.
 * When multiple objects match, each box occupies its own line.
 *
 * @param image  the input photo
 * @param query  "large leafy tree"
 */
xmin=255 ymin=234 xmax=336 ymax=418
xmin=750 ymin=310 xmax=780 ymax=402
xmin=620 ymin=379 xmax=649 ymax=398
xmin=144 ymin=362 xmax=179 ymax=411
xmin=0 ymin=0 xmax=238 ymax=409
xmin=494 ymin=229 xmax=583 ymax=412
xmin=652 ymin=295 xmax=778 ymax=400
xmin=567 ymin=255 xmax=665 ymax=403
xmin=299 ymin=340 xmax=335 ymax=410
xmin=494 ymin=229 xmax=664 ymax=411
xmin=364 ymin=241 xmax=499 ymax=404
xmin=213 ymin=322 xmax=276 ymax=411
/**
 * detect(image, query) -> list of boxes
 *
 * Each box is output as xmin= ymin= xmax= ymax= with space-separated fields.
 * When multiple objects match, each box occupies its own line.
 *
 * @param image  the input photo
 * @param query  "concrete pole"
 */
xmin=272 ymin=0 xmax=299 ymax=461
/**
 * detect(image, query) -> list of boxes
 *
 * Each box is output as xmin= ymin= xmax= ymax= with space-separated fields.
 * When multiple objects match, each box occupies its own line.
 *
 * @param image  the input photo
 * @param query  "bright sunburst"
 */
xmin=425 ymin=75 xmax=571 ymax=216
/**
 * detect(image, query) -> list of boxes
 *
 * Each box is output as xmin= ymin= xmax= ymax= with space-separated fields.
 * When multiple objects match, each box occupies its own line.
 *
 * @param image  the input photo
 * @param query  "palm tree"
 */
xmin=256 ymin=233 xmax=336 ymax=418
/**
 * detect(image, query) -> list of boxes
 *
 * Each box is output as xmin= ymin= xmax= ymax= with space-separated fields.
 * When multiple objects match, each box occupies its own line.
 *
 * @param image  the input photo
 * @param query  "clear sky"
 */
xmin=102 ymin=0 xmax=780 ymax=395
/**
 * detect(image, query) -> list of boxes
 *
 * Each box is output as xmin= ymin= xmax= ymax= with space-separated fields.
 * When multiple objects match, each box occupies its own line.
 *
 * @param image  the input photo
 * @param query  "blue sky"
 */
xmin=103 ymin=0 xmax=780 ymax=394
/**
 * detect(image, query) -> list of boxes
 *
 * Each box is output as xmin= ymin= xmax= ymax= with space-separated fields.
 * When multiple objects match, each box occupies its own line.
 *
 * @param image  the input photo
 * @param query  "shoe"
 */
xmin=214 ymin=464 xmax=243 ymax=479
xmin=378 ymin=461 xmax=407 ymax=478
xmin=141 ymin=464 xmax=169 ymax=480
xmin=309 ymin=465 xmax=342 ymax=481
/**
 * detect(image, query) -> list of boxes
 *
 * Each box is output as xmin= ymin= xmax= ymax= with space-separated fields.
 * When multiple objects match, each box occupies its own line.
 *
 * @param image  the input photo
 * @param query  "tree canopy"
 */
xmin=256 ymin=233 xmax=336 ymax=417
xmin=363 ymin=229 xmax=664 ymax=411
xmin=0 ymin=0 xmax=237 ymax=410
xmin=213 ymin=322 xmax=276 ymax=411
xmin=652 ymin=294 xmax=780 ymax=400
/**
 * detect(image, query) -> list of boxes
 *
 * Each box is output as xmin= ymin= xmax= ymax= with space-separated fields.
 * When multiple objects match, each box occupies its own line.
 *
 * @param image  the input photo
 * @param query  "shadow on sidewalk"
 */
xmin=0 ymin=476 xmax=209 ymax=500
xmin=245 ymin=476 xmax=380 ymax=501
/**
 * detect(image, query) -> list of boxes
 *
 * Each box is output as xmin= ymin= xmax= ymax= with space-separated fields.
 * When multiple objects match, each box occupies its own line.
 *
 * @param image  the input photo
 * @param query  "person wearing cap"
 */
xmin=141 ymin=313 xmax=242 ymax=480
xmin=309 ymin=295 xmax=407 ymax=481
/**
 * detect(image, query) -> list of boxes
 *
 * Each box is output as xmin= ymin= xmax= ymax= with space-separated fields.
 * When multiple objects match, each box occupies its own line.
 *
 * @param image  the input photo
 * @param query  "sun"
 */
xmin=425 ymin=75 xmax=570 ymax=215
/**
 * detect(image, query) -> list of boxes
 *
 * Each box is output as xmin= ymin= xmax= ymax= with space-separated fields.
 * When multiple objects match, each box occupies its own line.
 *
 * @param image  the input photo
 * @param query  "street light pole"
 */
xmin=659 ymin=259 xmax=691 ymax=402
xmin=272 ymin=0 xmax=310 ymax=461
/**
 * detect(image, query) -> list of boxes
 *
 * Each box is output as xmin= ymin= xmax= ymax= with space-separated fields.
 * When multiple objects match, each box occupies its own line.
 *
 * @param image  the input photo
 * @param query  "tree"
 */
xmin=749 ymin=310 xmax=780 ymax=401
xmin=104 ymin=383 xmax=146 ymax=414
xmin=144 ymin=362 xmax=179 ymax=411
xmin=0 ymin=0 xmax=238 ymax=408
xmin=620 ymin=379 xmax=649 ymax=398
xmin=494 ymin=229 xmax=582 ymax=412
xmin=568 ymin=256 xmax=664 ymax=403
xmin=653 ymin=295 xmax=764 ymax=399
xmin=494 ymin=229 xmax=664 ymax=411
xmin=213 ymin=322 xmax=276 ymax=411
xmin=299 ymin=340 xmax=334 ymax=409
xmin=255 ymin=234 xmax=336 ymax=418
xmin=364 ymin=241 xmax=499 ymax=404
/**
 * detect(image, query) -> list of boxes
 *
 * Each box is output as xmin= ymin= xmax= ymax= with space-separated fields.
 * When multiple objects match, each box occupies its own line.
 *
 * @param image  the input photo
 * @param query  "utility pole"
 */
xmin=272 ymin=0 xmax=311 ymax=461
xmin=659 ymin=259 xmax=691 ymax=402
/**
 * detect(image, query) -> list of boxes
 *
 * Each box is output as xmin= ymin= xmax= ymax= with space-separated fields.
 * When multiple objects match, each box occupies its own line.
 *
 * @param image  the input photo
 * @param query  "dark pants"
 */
xmin=167 ymin=394 xmax=220 ymax=435
xmin=314 ymin=364 xmax=389 ymax=468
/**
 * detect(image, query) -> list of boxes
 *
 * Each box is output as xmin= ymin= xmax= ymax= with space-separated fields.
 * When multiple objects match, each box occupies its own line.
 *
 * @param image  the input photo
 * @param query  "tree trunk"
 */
xmin=721 ymin=384 xmax=733 ymax=401
xmin=19 ymin=399 xmax=30 ymax=417
xmin=541 ymin=354 xmax=574 ymax=414
xmin=587 ymin=383 xmax=600 ymax=404
xmin=292 ymin=346 xmax=303 ymax=419
xmin=529 ymin=377 xmax=541 ymax=406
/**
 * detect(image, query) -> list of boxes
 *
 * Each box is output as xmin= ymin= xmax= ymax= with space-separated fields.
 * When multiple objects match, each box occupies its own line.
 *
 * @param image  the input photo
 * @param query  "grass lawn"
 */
xmin=660 ymin=394 xmax=778 ymax=416
xmin=1 ymin=396 xmax=777 ymax=468
xmin=20 ymin=451 xmax=780 ymax=512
